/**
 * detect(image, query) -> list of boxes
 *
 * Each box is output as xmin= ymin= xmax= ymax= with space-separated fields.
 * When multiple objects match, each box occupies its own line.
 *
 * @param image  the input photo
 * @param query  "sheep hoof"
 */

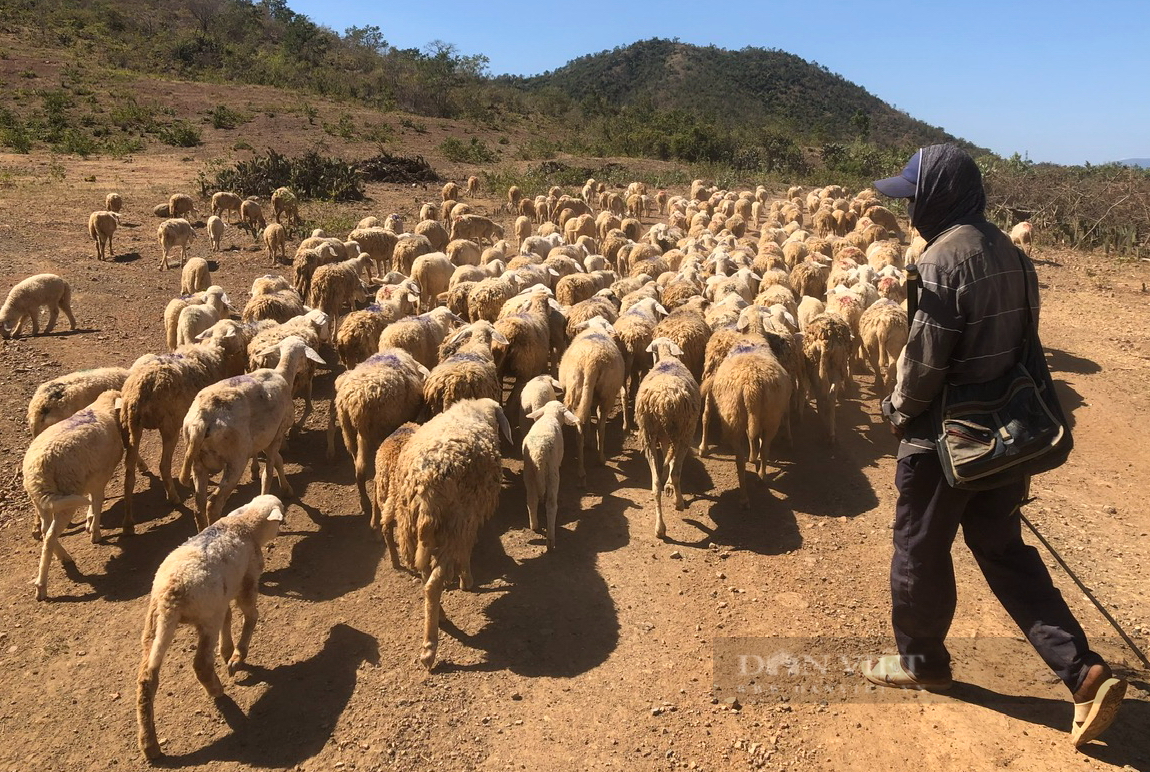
xmin=226 ymin=656 xmax=242 ymax=676
xmin=165 ymin=490 xmax=180 ymax=505
xmin=90 ymin=529 xmax=103 ymax=544
xmin=418 ymin=644 xmax=437 ymax=672
xmin=141 ymin=741 xmax=163 ymax=761
xmin=33 ymin=582 xmax=47 ymax=602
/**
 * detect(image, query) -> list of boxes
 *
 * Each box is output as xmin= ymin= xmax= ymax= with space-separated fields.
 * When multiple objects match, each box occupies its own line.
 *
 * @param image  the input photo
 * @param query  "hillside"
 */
xmin=509 ymin=39 xmax=970 ymax=151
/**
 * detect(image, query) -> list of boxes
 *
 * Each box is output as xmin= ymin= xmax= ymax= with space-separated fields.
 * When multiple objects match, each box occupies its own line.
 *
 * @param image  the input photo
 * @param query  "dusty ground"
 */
xmin=0 ymin=63 xmax=1148 ymax=772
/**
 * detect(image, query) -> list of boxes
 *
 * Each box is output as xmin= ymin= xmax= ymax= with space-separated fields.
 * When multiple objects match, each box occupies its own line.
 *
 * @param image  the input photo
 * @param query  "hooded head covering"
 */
xmin=875 ymin=144 xmax=986 ymax=242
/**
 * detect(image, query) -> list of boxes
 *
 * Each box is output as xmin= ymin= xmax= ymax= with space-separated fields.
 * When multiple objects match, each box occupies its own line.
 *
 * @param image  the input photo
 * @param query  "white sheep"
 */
xmin=410 ymin=251 xmax=454 ymax=312
xmin=157 ymin=218 xmax=196 ymax=270
xmin=522 ymin=400 xmax=580 ymax=551
xmin=376 ymin=306 xmax=461 ymax=369
xmin=105 ymin=192 xmax=123 ymax=212
xmin=382 ymin=397 xmax=511 ymax=670
xmin=0 ymin=274 xmax=76 ymax=339
xmin=210 ymin=191 xmax=242 ymax=222
xmin=23 ymin=390 xmax=124 ymax=600
xmin=423 ymin=321 xmax=506 ymax=416
xmin=308 ymin=254 xmax=372 ymax=331
xmin=27 ymin=366 xmax=130 ymax=437
xmin=181 ymin=336 xmax=323 ymax=529
xmin=206 ymin=215 xmax=226 ymax=253
xmin=1010 ymin=221 xmax=1033 ymax=255
xmin=175 ymin=285 xmax=232 ymax=348
xmin=518 ymin=374 xmax=564 ymax=435
xmin=180 ymin=257 xmax=212 ymax=295
xmin=635 ymin=337 xmax=701 ymax=537
xmin=88 ymin=210 xmax=119 ymax=261
xmin=558 ymin=316 xmax=626 ymax=482
xmin=801 ymin=313 xmax=853 ymax=443
xmin=858 ymin=299 xmax=909 ymax=392
xmin=135 ymin=494 xmax=284 ymax=761
xmin=271 ymin=187 xmax=299 ymax=227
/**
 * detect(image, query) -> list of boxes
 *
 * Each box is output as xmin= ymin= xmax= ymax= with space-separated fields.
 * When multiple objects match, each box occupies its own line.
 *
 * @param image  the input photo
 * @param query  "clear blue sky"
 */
xmin=287 ymin=0 xmax=1148 ymax=166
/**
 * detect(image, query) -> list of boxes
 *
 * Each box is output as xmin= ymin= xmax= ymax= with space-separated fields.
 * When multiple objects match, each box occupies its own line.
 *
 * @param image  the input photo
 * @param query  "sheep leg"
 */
xmin=206 ymin=463 xmax=245 ymax=525
xmin=219 ymin=606 xmax=235 ymax=664
xmin=30 ymin=313 xmax=40 ymax=336
xmin=734 ymin=443 xmax=751 ymax=510
xmin=266 ymin=443 xmax=293 ymax=499
xmin=192 ymin=462 xmax=210 ymax=532
xmin=122 ymin=441 xmax=140 ymax=535
xmin=647 ymin=446 xmax=667 ymax=539
xmin=159 ymin=430 xmax=181 ymax=505
xmin=87 ymin=486 xmax=106 ymax=543
xmin=524 ymin=462 xmax=541 ymax=533
xmin=136 ymin=609 xmax=178 ymax=761
xmin=354 ymin=441 xmax=371 ymax=517
xmin=192 ymin=619 xmax=226 ymax=698
xmin=157 ymin=248 xmax=167 ymax=271
xmin=381 ymin=506 xmax=401 ymax=570
xmin=32 ymin=507 xmax=69 ymax=600
xmin=292 ymin=383 xmax=313 ymax=436
xmin=325 ymin=404 xmax=340 ymax=461
xmin=227 ymin=584 xmax=259 ymax=675
xmin=44 ymin=305 xmax=58 ymax=334
xmin=418 ymin=565 xmax=447 ymax=671
xmin=545 ymin=477 xmax=559 ymax=552
xmin=698 ymin=385 xmax=712 ymax=457
xmin=668 ymin=441 xmax=688 ymax=511
xmin=458 ymin=554 xmax=474 ymax=591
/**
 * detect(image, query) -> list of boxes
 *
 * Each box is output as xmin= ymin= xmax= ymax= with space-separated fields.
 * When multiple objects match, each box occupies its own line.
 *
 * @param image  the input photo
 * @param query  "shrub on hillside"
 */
xmin=440 ymin=136 xmax=497 ymax=164
xmin=198 ymin=149 xmax=365 ymax=202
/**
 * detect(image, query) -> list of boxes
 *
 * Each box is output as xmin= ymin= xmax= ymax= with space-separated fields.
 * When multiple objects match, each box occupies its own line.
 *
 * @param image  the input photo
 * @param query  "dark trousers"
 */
xmin=891 ymin=452 xmax=1101 ymax=693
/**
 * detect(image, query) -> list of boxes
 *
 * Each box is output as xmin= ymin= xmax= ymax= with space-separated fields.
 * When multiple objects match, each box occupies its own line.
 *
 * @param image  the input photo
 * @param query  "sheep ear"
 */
xmin=195 ymin=329 xmax=213 ymax=340
xmin=655 ymin=303 xmax=668 ymax=316
xmin=304 ymin=346 xmax=326 ymax=365
xmin=446 ymin=327 xmax=470 ymax=345
xmin=644 ymin=340 xmax=659 ymax=354
xmin=407 ymin=293 xmax=420 ymax=304
xmin=547 ymin=376 xmax=563 ymax=391
xmin=113 ymin=397 xmax=123 ymax=410
xmin=256 ymin=344 xmax=279 ymax=359
xmin=669 ymin=341 xmax=684 ymax=357
xmin=547 ymin=299 xmax=564 ymax=314
xmin=736 ymin=315 xmax=751 ymax=332
xmin=562 ymin=408 xmax=580 ymax=426
xmin=492 ymin=330 xmax=510 ymax=346
xmin=548 ymin=268 xmax=560 ymax=277
xmin=784 ymin=311 xmax=797 ymax=328
xmin=526 ymin=407 xmax=544 ymax=420
xmin=416 ymin=364 xmax=431 ymax=379
xmin=267 ymin=506 xmax=284 ymax=522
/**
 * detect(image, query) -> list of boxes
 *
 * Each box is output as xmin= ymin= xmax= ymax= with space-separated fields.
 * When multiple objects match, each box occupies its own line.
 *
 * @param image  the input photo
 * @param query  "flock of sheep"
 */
xmin=5 ymin=170 xmax=1042 ymax=762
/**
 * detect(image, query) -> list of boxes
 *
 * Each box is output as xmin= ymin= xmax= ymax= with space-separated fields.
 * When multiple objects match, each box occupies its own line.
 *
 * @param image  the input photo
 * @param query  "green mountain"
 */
xmin=508 ymin=39 xmax=970 ymax=151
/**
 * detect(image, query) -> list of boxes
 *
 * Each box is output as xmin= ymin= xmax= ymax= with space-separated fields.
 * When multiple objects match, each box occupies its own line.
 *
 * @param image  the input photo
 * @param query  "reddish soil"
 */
xmin=0 ymin=54 xmax=1148 ymax=772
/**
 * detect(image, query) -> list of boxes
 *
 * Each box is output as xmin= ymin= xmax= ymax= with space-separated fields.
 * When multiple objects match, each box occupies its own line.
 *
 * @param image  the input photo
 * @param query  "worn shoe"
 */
xmin=1070 ymin=663 xmax=1126 ymax=748
xmin=862 ymin=654 xmax=953 ymax=691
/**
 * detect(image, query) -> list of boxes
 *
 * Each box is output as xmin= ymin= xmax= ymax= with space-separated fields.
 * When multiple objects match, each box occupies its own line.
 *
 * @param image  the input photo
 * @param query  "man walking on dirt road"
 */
xmin=862 ymin=143 xmax=1126 ymax=748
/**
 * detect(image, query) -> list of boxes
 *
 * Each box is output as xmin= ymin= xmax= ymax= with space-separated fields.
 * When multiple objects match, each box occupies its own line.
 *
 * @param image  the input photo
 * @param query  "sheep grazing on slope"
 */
xmin=24 ymin=390 xmax=124 ymax=600
xmin=699 ymin=338 xmax=792 ymax=508
xmin=382 ymin=398 xmax=511 ymax=670
xmin=105 ymin=192 xmax=123 ymax=212
xmin=157 ymin=218 xmax=196 ymax=270
xmin=263 ymin=222 xmax=287 ymax=266
xmin=120 ymin=323 xmax=249 ymax=531
xmin=271 ymin=187 xmax=300 ymax=228
xmin=180 ymin=257 xmax=212 ymax=295
xmin=559 ymin=316 xmax=626 ymax=483
xmin=0 ymin=274 xmax=76 ymax=339
xmin=635 ymin=337 xmax=701 ymax=538
xmin=522 ymin=400 xmax=580 ymax=551
xmin=210 ymin=191 xmax=242 ymax=223
xmin=181 ymin=336 xmax=324 ymax=529
xmin=206 ymin=215 xmax=226 ymax=252
xmin=330 ymin=349 xmax=429 ymax=516
xmin=858 ymin=299 xmax=909 ymax=392
xmin=88 ymin=210 xmax=119 ymax=261
xmin=135 ymin=494 xmax=284 ymax=761
xmin=27 ymin=366 xmax=131 ymax=437
xmin=1010 ymin=221 xmax=1033 ymax=255
xmin=450 ymin=214 xmax=504 ymax=245
xmin=801 ymin=313 xmax=853 ymax=444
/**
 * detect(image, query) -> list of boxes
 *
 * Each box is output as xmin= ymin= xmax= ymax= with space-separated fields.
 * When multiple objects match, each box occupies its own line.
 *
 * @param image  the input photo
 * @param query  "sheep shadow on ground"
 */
xmin=112 ymin=252 xmax=141 ymax=264
xmin=163 ymin=623 xmax=379 ymax=768
xmin=433 ymin=461 xmax=627 ymax=677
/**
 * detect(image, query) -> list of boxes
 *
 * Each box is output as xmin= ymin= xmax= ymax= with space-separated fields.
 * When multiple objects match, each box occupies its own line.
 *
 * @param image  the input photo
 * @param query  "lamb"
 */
xmin=105 ymin=192 xmax=123 ymax=212
xmin=262 ymin=222 xmax=287 ymax=266
xmin=308 ymin=254 xmax=372 ymax=330
xmin=450 ymin=214 xmax=504 ymax=245
xmin=699 ymin=337 xmax=792 ymax=508
xmin=634 ymin=338 xmax=701 ymax=537
xmin=120 ymin=323 xmax=249 ymax=530
xmin=27 ymin=366 xmax=130 ymax=437
xmin=518 ymin=374 xmax=564 ymax=434
xmin=157 ymin=218 xmax=196 ymax=270
xmin=24 ymin=390 xmax=124 ymax=600
xmin=168 ymin=193 xmax=196 ymax=219
xmin=858 ymin=299 xmax=909 ymax=392
xmin=376 ymin=306 xmax=461 ymax=370
xmin=135 ymin=494 xmax=285 ymax=761
xmin=330 ymin=349 xmax=429 ymax=516
xmin=466 ymin=175 xmax=480 ymax=197
xmin=801 ymin=313 xmax=853 ymax=443
xmin=210 ymin=191 xmax=242 ymax=222
xmin=423 ymin=321 xmax=506 ymax=416
xmin=175 ymin=286 xmax=233 ymax=348
xmin=271 ymin=187 xmax=300 ymax=228
xmin=206 ymin=215 xmax=226 ymax=252
xmin=796 ymin=295 xmax=825 ymax=331
xmin=1010 ymin=221 xmax=1033 ymax=255
xmin=382 ymin=397 xmax=511 ymax=670
xmin=522 ymin=400 xmax=580 ymax=550
xmin=559 ymin=316 xmax=626 ymax=482
xmin=0 ymin=274 xmax=76 ymax=339
xmin=180 ymin=257 xmax=211 ymax=295
xmin=88 ymin=210 xmax=119 ymax=261
xmin=181 ymin=336 xmax=324 ymax=528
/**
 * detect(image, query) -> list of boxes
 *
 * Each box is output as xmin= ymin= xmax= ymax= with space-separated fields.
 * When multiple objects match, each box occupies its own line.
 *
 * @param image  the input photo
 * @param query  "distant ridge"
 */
xmin=1118 ymin=158 xmax=1150 ymax=168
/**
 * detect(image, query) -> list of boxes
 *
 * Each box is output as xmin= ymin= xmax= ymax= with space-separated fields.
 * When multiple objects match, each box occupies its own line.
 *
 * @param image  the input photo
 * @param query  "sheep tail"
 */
xmin=42 ymin=493 xmax=90 ymax=515
xmin=816 ymin=341 xmax=831 ymax=388
xmin=413 ymin=496 xmax=435 ymax=575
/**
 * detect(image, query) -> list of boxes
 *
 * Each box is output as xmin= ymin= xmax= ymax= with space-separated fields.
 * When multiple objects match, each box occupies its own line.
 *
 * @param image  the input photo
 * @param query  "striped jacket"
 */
xmin=887 ymin=219 xmax=1040 ymax=458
